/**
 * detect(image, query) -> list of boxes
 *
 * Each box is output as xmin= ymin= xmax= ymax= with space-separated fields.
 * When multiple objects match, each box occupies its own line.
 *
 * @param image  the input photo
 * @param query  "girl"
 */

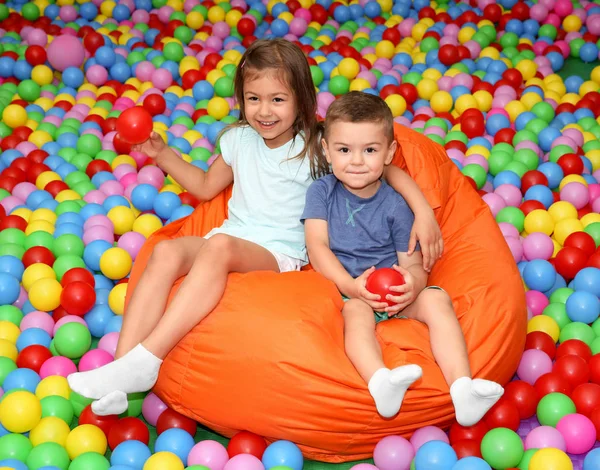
xmin=67 ymin=38 xmax=443 ymax=416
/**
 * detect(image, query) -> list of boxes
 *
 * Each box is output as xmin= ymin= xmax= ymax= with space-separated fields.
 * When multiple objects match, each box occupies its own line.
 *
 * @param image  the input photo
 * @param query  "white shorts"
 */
xmin=270 ymin=251 xmax=304 ymax=273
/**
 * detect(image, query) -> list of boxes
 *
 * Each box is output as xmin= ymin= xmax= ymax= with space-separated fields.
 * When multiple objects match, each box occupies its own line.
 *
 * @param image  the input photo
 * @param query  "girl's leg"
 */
xmin=402 ymin=288 xmax=503 ymax=426
xmin=343 ymin=299 xmax=422 ymax=418
xmin=115 ymin=237 xmax=207 ymax=359
xmin=68 ymin=234 xmax=278 ymax=400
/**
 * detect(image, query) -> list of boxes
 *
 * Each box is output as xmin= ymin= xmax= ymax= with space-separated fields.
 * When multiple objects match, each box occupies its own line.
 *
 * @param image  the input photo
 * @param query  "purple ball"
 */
xmin=373 ymin=435 xmax=414 ymax=470
xmin=524 ymin=425 xmax=566 ymax=451
xmin=117 ymin=231 xmax=146 ymax=260
xmin=517 ymin=349 xmax=553 ymax=385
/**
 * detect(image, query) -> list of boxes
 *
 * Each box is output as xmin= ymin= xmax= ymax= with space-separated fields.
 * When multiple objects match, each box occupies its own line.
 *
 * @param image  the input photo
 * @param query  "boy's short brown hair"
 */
xmin=324 ymin=91 xmax=395 ymax=143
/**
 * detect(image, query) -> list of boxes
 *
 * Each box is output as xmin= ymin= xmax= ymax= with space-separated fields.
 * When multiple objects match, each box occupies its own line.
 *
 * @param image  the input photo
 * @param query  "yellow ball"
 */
xmin=207 ymin=97 xmax=230 ymax=120
xmin=0 ymin=339 xmax=17 ymax=361
xmin=25 ymin=220 xmax=55 ymax=236
xmin=581 ymin=213 xmax=600 ymax=227
xmin=30 ymin=417 xmax=71 ymax=447
xmin=524 ymin=210 xmax=555 ymax=236
xmin=527 ymin=315 xmax=560 ymax=342
xmin=29 ymin=130 xmax=53 ymax=148
xmin=563 ymin=14 xmax=582 ymax=33
xmin=430 ymin=91 xmax=453 ymax=113
xmin=521 ymin=92 xmax=543 ymax=110
xmin=108 ymin=283 xmax=128 ymax=316
xmin=548 ymin=201 xmax=578 ymax=223
xmin=455 ymin=95 xmax=478 ymax=115
xmin=559 ymin=174 xmax=587 ymax=190
xmin=384 ymin=94 xmax=406 ymax=117
xmin=11 ymin=208 xmax=31 ymax=222
xmin=0 ymin=391 xmax=42 ymax=433
xmin=375 ymin=40 xmax=395 ymax=59
xmin=592 ymin=65 xmax=600 ymax=84
xmin=36 ymin=376 xmax=71 ymax=400
xmin=529 ymin=448 xmax=573 ymax=470
xmin=416 ymin=78 xmax=438 ymax=100
xmin=65 ymin=424 xmax=108 ymax=460
xmin=207 ymin=5 xmax=225 ymax=23
xmin=29 ymin=278 xmax=63 ymax=312
xmin=586 ymin=149 xmax=600 ymax=172
xmin=473 ymin=90 xmax=492 ymax=112
xmin=31 ymin=65 xmax=54 ymax=86
xmin=107 ymin=206 xmax=136 ymax=236
xmin=2 ymin=104 xmax=28 ymax=129
xmin=99 ymin=247 xmax=132 ymax=280
xmin=516 ymin=59 xmax=537 ymax=81
xmin=30 ymin=208 xmax=57 ymax=225
xmin=133 ymin=213 xmax=163 ymax=238
xmin=553 ymin=218 xmax=584 ymax=245
xmin=55 ymin=190 xmax=81 ymax=202
xmin=457 ymin=26 xmax=475 ymax=44
xmin=0 ymin=321 xmax=20 ymax=344
xmin=225 ymin=9 xmax=242 ymax=27
xmin=100 ymin=0 xmax=115 ymax=16
xmin=143 ymin=451 xmax=185 ymax=470
xmin=338 ymin=58 xmax=360 ymax=80
xmin=23 ymin=263 xmax=57 ymax=292
xmin=112 ymin=155 xmax=137 ymax=170
xmin=506 ymin=100 xmax=527 ymax=122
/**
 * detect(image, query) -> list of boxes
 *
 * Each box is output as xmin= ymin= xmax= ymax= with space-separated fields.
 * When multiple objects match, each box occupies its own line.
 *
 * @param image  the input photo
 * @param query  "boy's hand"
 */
xmin=408 ymin=212 xmax=443 ymax=272
xmin=132 ymin=132 xmax=168 ymax=161
xmin=385 ymin=265 xmax=417 ymax=315
xmin=353 ymin=267 xmax=389 ymax=311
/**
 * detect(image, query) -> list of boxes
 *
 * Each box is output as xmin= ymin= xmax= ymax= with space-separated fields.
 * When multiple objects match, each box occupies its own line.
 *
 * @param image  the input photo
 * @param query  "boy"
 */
xmin=301 ymin=92 xmax=503 ymax=423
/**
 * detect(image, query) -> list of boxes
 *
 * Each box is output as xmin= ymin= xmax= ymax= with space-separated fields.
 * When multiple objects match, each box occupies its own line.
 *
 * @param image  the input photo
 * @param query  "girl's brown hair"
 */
xmin=227 ymin=38 xmax=328 ymax=179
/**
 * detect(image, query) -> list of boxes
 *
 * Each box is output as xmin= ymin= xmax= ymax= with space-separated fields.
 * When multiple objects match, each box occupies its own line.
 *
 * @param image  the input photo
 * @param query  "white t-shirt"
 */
xmin=204 ymin=125 xmax=313 ymax=263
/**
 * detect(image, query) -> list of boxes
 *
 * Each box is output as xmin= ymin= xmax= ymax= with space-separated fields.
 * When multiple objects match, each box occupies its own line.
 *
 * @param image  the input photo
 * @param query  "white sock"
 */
xmin=450 ymin=376 xmax=504 ymax=426
xmin=91 ymin=390 xmax=129 ymax=416
xmin=368 ymin=365 xmax=423 ymax=418
xmin=67 ymin=344 xmax=162 ymax=399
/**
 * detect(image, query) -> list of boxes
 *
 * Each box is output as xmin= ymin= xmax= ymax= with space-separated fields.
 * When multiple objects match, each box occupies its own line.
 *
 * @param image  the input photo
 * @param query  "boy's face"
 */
xmin=323 ymin=121 xmax=397 ymax=197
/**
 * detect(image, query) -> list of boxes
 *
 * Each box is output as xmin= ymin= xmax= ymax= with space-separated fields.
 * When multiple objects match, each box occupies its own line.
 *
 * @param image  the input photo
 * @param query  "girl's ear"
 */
xmin=385 ymin=140 xmax=397 ymax=165
xmin=322 ymin=138 xmax=332 ymax=163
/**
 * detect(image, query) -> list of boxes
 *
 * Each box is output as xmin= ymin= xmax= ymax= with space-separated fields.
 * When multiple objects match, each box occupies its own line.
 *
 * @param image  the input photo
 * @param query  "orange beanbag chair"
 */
xmin=125 ymin=123 xmax=527 ymax=463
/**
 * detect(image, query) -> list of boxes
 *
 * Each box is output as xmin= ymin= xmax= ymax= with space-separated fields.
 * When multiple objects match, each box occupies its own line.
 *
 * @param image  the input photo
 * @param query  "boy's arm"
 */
xmin=397 ymin=251 xmax=428 ymax=294
xmin=383 ymin=165 xmax=433 ymax=215
xmin=384 ymin=251 xmax=429 ymax=314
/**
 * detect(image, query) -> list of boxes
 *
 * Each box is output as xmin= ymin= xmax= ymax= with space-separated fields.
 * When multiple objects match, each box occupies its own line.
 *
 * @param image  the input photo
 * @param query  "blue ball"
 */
xmin=95 ymin=288 xmax=110 ymax=306
xmin=112 ymin=3 xmax=131 ymax=20
xmin=95 ymin=46 xmax=117 ymax=68
xmin=580 ymin=43 xmax=599 ymax=63
xmin=153 ymin=191 xmax=182 ymax=220
xmin=270 ymin=18 xmax=289 ymax=37
xmin=154 ymin=428 xmax=195 ymax=466
xmin=538 ymin=127 xmax=561 ymax=152
xmin=84 ymin=240 xmax=113 ymax=272
xmin=16 ymin=328 xmax=52 ymax=352
xmin=573 ymin=267 xmax=600 ymax=298
xmin=170 ymin=205 xmax=194 ymax=222
xmin=54 ymin=223 xmax=84 ymax=238
xmin=131 ymin=184 xmax=159 ymax=212
xmin=565 ymin=290 xmax=600 ymax=324
xmin=364 ymin=1 xmax=381 ymax=17
xmin=110 ymin=62 xmax=132 ymax=82
xmin=111 ymin=440 xmax=152 ymax=469
xmin=262 ymin=440 xmax=303 ymax=470
xmin=63 ymin=67 xmax=84 ymax=88
xmin=104 ymin=314 xmax=123 ymax=335
xmin=584 ymin=448 xmax=600 ymax=470
xmin=0 ymin=273 xmax=20 ymax=306
xmin=192 ymin=80 xmax=214 ymax=101
xmin=493 ymin=170 xmax=522 ymax=189
xmin=0 ymin=256 xmax=24 ymax=280
xmin=485 ymin=114 xmax=510 ymax=137
xmin=94 ymin=274 xmax=114 ymax=290
xmin=84 ymin=305 xmax=115 ymax=338
xmin=544 ymin=272 xmax=567 ymax=297
xmin=3 ymin=368 xmax=41 ymax=393
xmin=103 ymin=195 xmax=131 ymax=212
xmin=80 ymin=2 xmax=98 ymax=19
xmin=414 ymin=440 xmax=457 ymax=470
xmin=524 ymin=185 xmax=554 ymax=209
xmin=333 ymin=4 xmax=351 ymax=22
xmin=537 ymin=162 xmax=563 ymax=189
xmin=452 ymin=457 xmax=492 ymax=470
xmin=523 ymin=259 xmax=556 ymax=292
xmin=0 ymin=460 xmax=27 ymax=470
xmin=13 ymin=60 xmax=32 ymax=80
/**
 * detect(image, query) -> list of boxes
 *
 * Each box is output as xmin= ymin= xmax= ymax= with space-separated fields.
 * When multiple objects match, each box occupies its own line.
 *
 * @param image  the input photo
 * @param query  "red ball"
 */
xmin=79 ymin=404 xmax=120 ymax=436
xmin=589 ymin=354 xmax=600 ymax=385
xmin=116 ymin=107 xmax=153 ymax=145
xmin=587 ymin=252 xmax=600 ymax=269
xmin=521 ymin=170 xmax=549 ymax=194
xmin=452 ymin=439 xmax=482 ymax=459
xmin=563 ymin=232 xmax=596 ymax=258
xmin=557 ymin=153 xmax=584 ymax=176
xmin=52 ymin=305 xmax=70 ymax=323
xmin=448 ymin=420 xmax=489 ymax=444
xmin=0 ymin=215 xmax=27 ymax=231
xmin=309 ymin=4 xmax=328 ymax=24
xmin=22 ymin=246 xmax=55 ymax=268
xmin=113 ymin=133 xmax=133 ymax=155
xmin=494 ymin=128 xmax=516 ymax=145
xmin=108 ymin=417 xmax=150 ymax=450
xmin=179 ymin=192 xmax=200 ymax=208
xmin=26 ymin=163 xmax=50 ymax=184
xmin=11 ymin=157 xmax=31 ymax=174
xmin=398 ymin=83 xmax=418 ymax=105
xmin=27 ymin=149 xmax=48 ymax=165
xmin=156 ymin=408 xmax=197 ymax=436
xmin=85 ymin=159 xmax=112 ymax=178
xmin=12 ymin=126 xmax=32 ymax=141
xmin=227 ymin=431 xmax=268 ymax=459
xmin=379 ymin=84 xmax=400 ymax=100
xmin=572 ymin=383 xmax=600 ymax=418
xmin=382 ymin=27 xmax=401 ymax=45
xmin=61 ymin=268 xmax=95 ymax=288
xmin=553 ymin=354 xmax=590 ymax=388
xmin=524 ymin=331 xmax=556 ymax=359
xmin=102 ymin=117 xmax=118 ymax=135
xmin=16 ymin=345 xmax=53 ymax=373
xmin=24 ymin=45 xmax=47 ymax=66
xmin=591 ymin=406 xmax=600 ymax=441
xmin=143 ymin=94 xmax=167 ymax=116
xmin=83 ymin=31 xmax=104 ymax=54
xmin=519 ymin=200 xmax=545 ymax=216
xmin=44 ymin=180 xmax=69 ymax=198
xmin=365 ymin=268 xmax=405 ymax=307
xmin=511 ymin=2 xmax=530 ymax=21
xmin=2 ymin=167 xmax=26 ymax=183
xmin=554 ymin=246 xmax=589 ymax=280
xmin=438 ymin=44 xmax=459 ymax=66
xmin=461 ymin=116 xmax=485 ymax=138
xmin=182 ymin=69 xmax=202 ymax=90
xmin=503 ymin=380 xmax=538 ymax=419
xmin=60 ymin=281 xmax=96 ymax=317
xmin=483 ymin=398 xmax=521 ymax=431
xmin=483 ymin=3 xmax=502 ymax=22
xmin=556 ymin=339 xmax=592 ymax=362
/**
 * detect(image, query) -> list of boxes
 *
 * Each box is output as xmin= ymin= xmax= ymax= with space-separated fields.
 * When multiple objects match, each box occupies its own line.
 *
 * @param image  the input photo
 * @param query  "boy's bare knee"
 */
xmin=413 ymin=288 xmax=454 ymax=323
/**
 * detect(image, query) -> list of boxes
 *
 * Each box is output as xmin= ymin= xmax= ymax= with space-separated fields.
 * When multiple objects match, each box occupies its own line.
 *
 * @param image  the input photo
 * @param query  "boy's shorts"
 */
xmin=342 ymin=285 xmax=446 ymax=323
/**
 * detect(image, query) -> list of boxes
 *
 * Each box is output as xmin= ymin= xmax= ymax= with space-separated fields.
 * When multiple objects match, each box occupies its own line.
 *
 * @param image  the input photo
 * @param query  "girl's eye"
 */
xmin=338 ymin=147 xmax=349 ymax=153
xmin=247 ymin=96 xmax=258 ymax=102
xmin=365 ymin=148 xmax=376 ymax=154
xmin=273 ymin=97 xmax=284 ymax=103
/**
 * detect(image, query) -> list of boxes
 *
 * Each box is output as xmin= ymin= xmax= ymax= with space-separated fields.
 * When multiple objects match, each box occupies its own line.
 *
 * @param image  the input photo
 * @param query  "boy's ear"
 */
xmin=385 ymin=140 xmax=397 ymax=165
xmin=322 ymin=138 xmax=332 ymax=164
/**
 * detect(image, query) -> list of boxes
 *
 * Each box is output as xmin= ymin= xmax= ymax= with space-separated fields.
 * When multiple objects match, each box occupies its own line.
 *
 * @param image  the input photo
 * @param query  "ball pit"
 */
xmin=0 ymin=0 xmax=599 ymax=467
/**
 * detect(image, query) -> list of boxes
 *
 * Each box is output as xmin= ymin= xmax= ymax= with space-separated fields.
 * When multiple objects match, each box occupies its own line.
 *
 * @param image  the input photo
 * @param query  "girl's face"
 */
xmin=242 ymin=69 xmax=297 ymax=149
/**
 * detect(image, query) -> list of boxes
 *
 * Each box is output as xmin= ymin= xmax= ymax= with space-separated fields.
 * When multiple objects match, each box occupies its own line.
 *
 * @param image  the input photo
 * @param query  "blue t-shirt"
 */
xmin=301 ymin=174 xmax=415 ymax=278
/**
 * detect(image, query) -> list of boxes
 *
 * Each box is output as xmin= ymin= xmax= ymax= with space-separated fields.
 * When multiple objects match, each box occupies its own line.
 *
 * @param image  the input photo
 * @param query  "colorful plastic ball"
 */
xmin=108 ymin=417 xmax=150 ymax=450
xmin=228 ymin=431 xmax=267 ymax=459
xmin=584 ymin=448 xmax=600 ymax=470
xmin=523 ymin=259 xmax=556 ymax=292
xmin=143 ymin=451 xmax=184 ymax=470
xmin=53 ymin=322 xmax=91 ymax=359
xmin=529 ymin=448 xmax=574 ymax=470
xmin=556 ymin=413 xmax=596 ymax=454
xmin=116 ymin=107 xmax=153 ymax=145
xmin=155 ymin=428 xmax=195 ymax=466
xmin=224 ymin=454 xmax=264 ymax=470
xmin=565 ymin=291 xmax=600 ymax=324
xmin=2 ymin=105 xmax=28 ymax=129
xmin=46 ymin=35 xmax=85 ymax=72
xmin=451 ymin=457 xmax=491 ymax=470
xmin=29 ymin=416 xmax=71 ymax=447
xmin=537 ymin=392 xmax=577 ymax=427
xmin=262 ymin=440 xmax=303 ymax=470
xmin=60 ymin=281 xmax=96 ymax=317
xmin=111 ymin=440 xmax=152 ymax=469
xmin=99 ymin=247 xmax=132 ymax=280
xmin=16 ymin=344 xmax=52 ymax=373
xmin=524 ymin=425 xmax=566 ymax=451
xmin=187 ymin=440 xmax=229 ymax=469
xmin=503 ymin=380 xmax=538 ymax=419
xmin=25 ymin=441 xmax=70 ymax=470
xmin=553 ymin=354 xmax=590 ymax=388
xmin=0 ymin=390 xmax=41 ymax=433
xmin=0 ymin=273 xmax=20 ymax=306
xmin=28 ymin=278 xmax=62 ymax=312
xmin=414 ymin=440 xmax=457 ymax=470
xmin=483 ymin=398 xmax=521 ymax=432
xmin=156 ymin=408 xmax=197 ymax=436
xmin=480 ymin=428 xmax=524 ymax=469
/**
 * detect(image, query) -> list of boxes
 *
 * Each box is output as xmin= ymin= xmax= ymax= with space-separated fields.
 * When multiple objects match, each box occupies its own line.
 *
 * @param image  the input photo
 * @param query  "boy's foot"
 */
xmin=368 ymin=365 xmax=423 ymax=418
xmin=450 ymin=376 xmax=504 ymax=426
xmin=67 ymin=344 xmax=162 ymax=399
xmin=91 ymin=390 xmax=129 ymax=416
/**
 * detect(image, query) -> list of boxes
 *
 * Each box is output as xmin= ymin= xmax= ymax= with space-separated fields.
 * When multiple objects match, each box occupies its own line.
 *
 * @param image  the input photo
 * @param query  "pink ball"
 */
xmin=1 ymin=196 xmax=25 ymax=214
xmin=526 ymin=290 xmax=550 ymax=316
xmin=27 ymin=28 xmax=48 ymax=46
xmin=59 ymin=5 xmax=78 ymax=21
xmin=119 ymin=173 xmax=138 ymax=189
xmin=12 ymin=286 xmax=26 ymax=309
xmin=137 ymin=165 xmax=165 ymax=189
xmin=47 ymin=35 xmax=85 ymax=71
xmin=129 ymin=151 xmax=147 ymax=167
xmin=223 ymin=454 xmax=264 ymax=470
xmin=39 ymin=356 xmax=77 ymax=379
xmin=554 ymin=0 xmax=573 ymax=16
xmin=530 ymin=3 xmax=549 ymax=21
xmin=98 ymin=332 xmax=119 ymax=357
xmin=135 ymin=61 xmax=155 ymax=82
xmin=373 ymin=435 xmax=414 ymax=470
xmin=351 ymin=466 xmax=378 ymax=470
xmin=593 ymin=197 xmax=600 ymax=214
xmin=151 ymin=69 xmax=173 ymax=90
xmin=588 ymin=183 xmax=600 ymax=203
xmin=99 ymin=180 xmax=125 ymax=197
xmin=113 ymin=164 xmax=137 ymax=180
xmin=20 ymin=311 xmax=55 ymax=335
xmin=132 ymin=10 xmax=150 ymax=23
xmin=506 ymin=236 xmax=524 ymax=263
xmin=517 ymin=349 xmax=553 ymax=385
xmin=78 ymin=349 xmax=113 ymax=372
xmin=117 ymin=231 xmax=146 ymax=260
xmin=84 ymin=214 xmax=115 ymax=232
xmin=522 ymin=232 xmax=554 ymax=261
xmin=556 ymin=413 xmax=596 ymax=454
xmin=142 ymin=392 xmax=168 ymax=426
xmin=524 ymin=425 xmax=566 ymax=451
xmin=53 ymin=316 xmax=87 ymax=337
xmin=587 ymin=14 xmax=600 ymax=35
xmin=187 ymin=440 xmax=230 ymax=470
xmin=560 ymin=182 xmax=589 ymax=209
xmin=483 ymin=193 xmax=507 ymax=217
xmin=83 ymin=190 xmax=107 ymax=205
xmin=494 ymin=184 xmax=523 ymax=207
xmin=289 ymin=18 xmax=308 ymax=36
xmin=83 ymin=226 xmax=115 ymax=245
xmin=11 ymin=182 xmax=37 ymax=202
xmin=86 ymin=65 xmax=109 ymax=86
xmin=410 ymin=426 xmax=449 ymax=452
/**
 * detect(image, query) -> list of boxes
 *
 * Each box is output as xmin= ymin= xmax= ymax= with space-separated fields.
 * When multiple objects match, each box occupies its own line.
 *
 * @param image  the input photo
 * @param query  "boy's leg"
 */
xmin=68 ymin=234 xmax=279 ymax=401
xmin=402 ymin=288 xmax=503 ymax=426
xmin=115 ymin=237 xmax=207 ymax=359
xmin=343 ymin=299 xmax=422 ymax=418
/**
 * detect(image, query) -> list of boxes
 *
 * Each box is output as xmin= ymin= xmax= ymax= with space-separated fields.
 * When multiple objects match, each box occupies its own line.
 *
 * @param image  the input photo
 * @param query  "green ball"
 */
xmin=0 ymin=356 xmax=17 ymax=387
xmin=64 ymin=171 xmax=90 ymax=188
xmin=41 ymin=395 xmax=74 ymax=424
xmin=445 ymin=131 xmax=468 ymax=145
xmin=488 ymin=151 xmax=513 ymax=176
xmin=504 ymin=160 xmax=529 ymax=178
xmin=420 ymin=36 xmax=439 ymax=53
xmin=542 ymin=303 xmax=571 ymax=329
xmin=559 ymin=321 xmax=595 ymax=346
xmin=0 ymin=228 xmax=25 ymax=246
xmin=76 ymin=134 xmax=102 ymax=158
xmin=25 ymin=231 xmax=55 ymax=251
xmin=0 ymin=189 xmax=9 ymax=201
xmin=172 ymin=116 xmax=194 ymax=129
xmin=151 ymin=55 xmax=166 ymax=68
xmin=95 ymin=150 xmax=117 ymax=165
xmin=524 ymin=118 xmax=547 ymax=136
xmin=213 ymin=76 xmax=234 ymax=98
xmin=513 ymin=129 xmax=538 ymax=146
xmin=187 ymin=467 xmax=211 ymax=470
xmin=531 ymin=101 xmax=555 ymax=123
xmin=0 ymin=305 xmax=22 ymax=326
xmin=538 ymin=24 xmax=557 ymax=39
xmin=592 ymin=317 xmax=600 ymax=337
xmin=69 ymin=452 xmax=110 ymax=470
xmin=17 ymin=79 xmax=41 ymax=102
xmin=513 ymin=148 xmax=539 ymax=171
xmin=570 ymin=38 xmax=586 ymax=58
xmin=0 ymin=432 xmax=33 ymax=462
xmin=584 ymin=222 xmax=600 ymax=248
xmin=496 ymin=207 xmax=525 ymax=233
xmin=49 ymin=339 xmax=58 ymax=356
xmin=26 ymin=442 xmax=70 ymax=470
xmin=499 ymin=32 xmax=519 ymax=49
xmin=190 ymin=147 xmax=212 ymax=162
xmin=310 ymin=65 xmax=324 ymax=87
xmin=517 ymin=448 xmax=538 ymax=470
xmin=120 ymin=391 xmax=145 ymax=418
xmin=126 ymin=51 xmax=145 ymax=67
xmin=402 ymin=71 xmax=422 ymax=86
xmin=537 ymin=392 xmax=576 ymax=427
xmin=427 ymin=134 xmax=445 ymax=147
xmin=591 ymin=337 xmax=600 ymax=355
xmin=53 ymin=255 xmax=86 ymax=281
xmin=174 ymin=25 xmax=193 ymax=44
xmin=329 ymin=75 xmax=350 ymax=96
xmin=579 ymin=117 xmax=597 ymax=131
xmin=0 ymin=244 xmax=25 ymax=259
xmin=425 ymin=117 xmax=448 ymax=132
xmin=71 ymin=153 xmax=93 ymax=172
xmin=53 ymin=234 xmax=85 ymax=258
xmin=461 ymin=164 xmax=487 ymax=189
xmin=480 ymin=428 xmax=524 ymax=469
xmin=583 ymin=140 xmax=600 ymax=153
xmin=163 ymin=42 xmax=184 ymax=62
xmin=548 ymin=287 xmax=574 ymax=304
xmin=0 ymin=123 xmax=12 ymax=138
xmin=54 ymin=322 xmax=91 ymax=359
xmin=72 ymin=181 xmax=96 ymax=197
xmin=0 ymin=4 xmax=8 ymax=21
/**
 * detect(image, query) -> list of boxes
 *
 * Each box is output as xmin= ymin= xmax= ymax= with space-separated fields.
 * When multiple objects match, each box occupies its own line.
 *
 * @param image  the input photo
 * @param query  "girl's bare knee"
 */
xmin=149 ymin=240 xmax=185 ymax=270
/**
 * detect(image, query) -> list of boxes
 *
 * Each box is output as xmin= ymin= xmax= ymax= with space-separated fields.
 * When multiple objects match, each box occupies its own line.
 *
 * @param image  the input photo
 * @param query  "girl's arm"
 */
xmin=383 ymin=165 xmax=443 ymax=272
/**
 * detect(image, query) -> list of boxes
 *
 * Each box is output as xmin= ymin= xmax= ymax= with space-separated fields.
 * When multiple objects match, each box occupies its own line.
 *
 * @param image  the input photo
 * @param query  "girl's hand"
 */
xmin=385 ymin=265 xmax=416 ymax=316
xmin=132 ymin=132 xmax=168 ymax=161
xmin=408 ymin=212 xmax=443 ymax=272
xmin=353 ymin=267 xmax=389 ymax=311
